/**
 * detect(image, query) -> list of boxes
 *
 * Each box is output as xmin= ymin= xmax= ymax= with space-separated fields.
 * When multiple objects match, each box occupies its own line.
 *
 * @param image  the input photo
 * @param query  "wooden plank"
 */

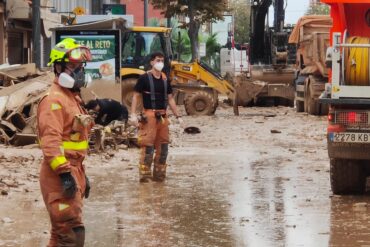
xmin=0 ymin=64 xmax=37 ymax=78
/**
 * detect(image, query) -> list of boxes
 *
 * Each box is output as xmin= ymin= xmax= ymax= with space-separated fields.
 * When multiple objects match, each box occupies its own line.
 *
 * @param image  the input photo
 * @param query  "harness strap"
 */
xmin=147 ymin=72 xmax=168 ymax=109
xmin=148 ymin=72 xmax=156 ymax=109
xmin=164 ymin=77 xmax=168 ymax=107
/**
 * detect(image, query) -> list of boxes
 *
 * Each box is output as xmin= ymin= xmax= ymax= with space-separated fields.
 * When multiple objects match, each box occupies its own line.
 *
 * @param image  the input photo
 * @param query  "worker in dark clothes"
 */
xmin=85 ymin=98 xmax=128 ymax=126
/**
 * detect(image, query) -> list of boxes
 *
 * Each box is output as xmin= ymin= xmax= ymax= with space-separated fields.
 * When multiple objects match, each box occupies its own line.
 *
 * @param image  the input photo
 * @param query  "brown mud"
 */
xmin=1 ymin=106 xmax=370 ymax=247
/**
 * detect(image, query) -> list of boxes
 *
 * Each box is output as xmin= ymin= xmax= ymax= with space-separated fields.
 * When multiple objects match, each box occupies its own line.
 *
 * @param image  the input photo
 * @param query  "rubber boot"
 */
xmin=139 ymin=164 xmax=152 ymax=183
xmin=72 ymin=226 xmax=85 ymax=247
xmin=153 ymin=164 xmax=167 ymax=182
xmin=139 ymin=146 xmax=154 ymax=183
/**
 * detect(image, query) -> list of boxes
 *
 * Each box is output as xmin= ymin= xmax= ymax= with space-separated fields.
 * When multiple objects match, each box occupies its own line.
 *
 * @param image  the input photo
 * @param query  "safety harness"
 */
xmin=147 ymin=72 xmax=168 ymax=109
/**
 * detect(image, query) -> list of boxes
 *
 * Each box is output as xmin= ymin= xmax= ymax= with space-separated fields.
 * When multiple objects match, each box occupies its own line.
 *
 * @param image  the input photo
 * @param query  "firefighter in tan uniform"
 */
xmin=130 ymin=52 xmax=184 ymax=182
xmin=37 ymin=38 xmax=93 ymax=246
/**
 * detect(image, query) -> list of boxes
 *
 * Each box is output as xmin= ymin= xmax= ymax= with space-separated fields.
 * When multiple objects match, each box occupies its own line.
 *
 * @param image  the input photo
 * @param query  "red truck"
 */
xmin=320 ymin=0 xmax=370 ymax=194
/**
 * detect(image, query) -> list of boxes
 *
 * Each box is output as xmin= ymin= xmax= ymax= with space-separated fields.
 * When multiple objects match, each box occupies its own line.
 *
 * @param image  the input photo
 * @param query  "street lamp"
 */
xmin=144 ymin=0 xmax=148 ymax=26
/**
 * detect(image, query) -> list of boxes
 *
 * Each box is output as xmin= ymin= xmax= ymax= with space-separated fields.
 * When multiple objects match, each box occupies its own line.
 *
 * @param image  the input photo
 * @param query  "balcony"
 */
xmin=6 ymin=0 xmax=60 ymax=37
xmin=6 ymin=0 xmax=31 ymax=20
xmin=6 ymin=0 xmax=57 ymax=21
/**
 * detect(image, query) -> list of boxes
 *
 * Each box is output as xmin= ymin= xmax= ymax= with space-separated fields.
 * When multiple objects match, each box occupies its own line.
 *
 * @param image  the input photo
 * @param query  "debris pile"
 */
xmin=0 ymin=63 xmax=139 ymax=151
xmin=90 ymin=121 xmax=138 ymax=152
xmin=0 ymin=63 xmax=42 ymax=87
xmin=0 ymin=64 xmax=53 ymax=146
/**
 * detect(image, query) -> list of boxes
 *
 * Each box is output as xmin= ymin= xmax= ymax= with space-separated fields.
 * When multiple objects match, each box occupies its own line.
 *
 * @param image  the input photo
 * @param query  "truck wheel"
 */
xmin=121 ymin=78 xmax=142 ymax=112
xmin=184 ymin=91 xmax=217 ymax=116
xmin=211 ymin=91 xmax=218 ymax=115
xmin=330 ymin=159 xmax=366 ymax=195
xmin=296 ymin=100 xmax=304 ymax=112
xmin=306 ymin=84 xmax=320 ymax=115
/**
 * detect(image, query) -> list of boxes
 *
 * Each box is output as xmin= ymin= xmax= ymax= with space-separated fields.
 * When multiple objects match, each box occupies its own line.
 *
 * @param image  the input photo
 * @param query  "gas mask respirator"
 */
xmin=58 ymin=67 xmax=92 ymax=89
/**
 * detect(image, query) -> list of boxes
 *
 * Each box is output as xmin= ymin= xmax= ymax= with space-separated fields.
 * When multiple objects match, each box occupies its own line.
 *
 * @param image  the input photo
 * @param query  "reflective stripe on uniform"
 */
xmin=51 ymin=103 xmax=62 ymax=110
xmin=62 ymin=140 xmax=88 ymax=150
xmin=50 ymin=155 xmax=67 ymax=170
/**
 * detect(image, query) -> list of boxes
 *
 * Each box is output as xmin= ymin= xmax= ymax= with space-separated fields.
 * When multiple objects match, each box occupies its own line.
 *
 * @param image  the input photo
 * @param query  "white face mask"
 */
xmin=58 ymin=72 xmax=75 ymax=88
xmin=153 ymin=62 xmax=164 ymax=72
xmin=58 ymin=72 xmax=93 ymax=89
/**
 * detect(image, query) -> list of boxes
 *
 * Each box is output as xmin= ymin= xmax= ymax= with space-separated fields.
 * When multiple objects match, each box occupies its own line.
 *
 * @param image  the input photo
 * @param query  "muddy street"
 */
xmin=1 ymin=106 xmax=370 ymax=247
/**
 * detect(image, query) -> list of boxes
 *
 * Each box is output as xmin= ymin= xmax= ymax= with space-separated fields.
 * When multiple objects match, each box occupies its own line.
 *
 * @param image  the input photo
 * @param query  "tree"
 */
xmin=171 ymin=20 xmax=192 ymax=62
xmin=149 ymin=0 xmax=228 ymax=62
xmin=229 ymin=0 xmax=250 ymax=45
xmin=148 ymin=18 xmax=192 ymax=62
xmin=200 ymin=32 xmax=221 ymax=71
xmin=306 ymin=3 xmax=330 ymax=15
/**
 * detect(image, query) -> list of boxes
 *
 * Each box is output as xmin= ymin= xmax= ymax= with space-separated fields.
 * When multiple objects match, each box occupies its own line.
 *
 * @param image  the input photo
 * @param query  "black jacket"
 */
xmin=95 ymin=99 xmax=128 ymax=126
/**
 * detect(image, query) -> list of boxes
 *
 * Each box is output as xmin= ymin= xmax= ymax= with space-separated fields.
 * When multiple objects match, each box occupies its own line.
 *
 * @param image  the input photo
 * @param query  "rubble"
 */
xmin=270 ymin=129 xmax=282 ymax=134
xmin=90 ymin=121 xmax=138 ymax=153
xmin=0 ymin=63 xmax=41 ymax=87
xmin=0 ymin=66 xmax=53 ymax=146
xmin=2 ymin=217 xmax=13 ymax=224
xmin=0 ymin=64 xmax=139 ymax=151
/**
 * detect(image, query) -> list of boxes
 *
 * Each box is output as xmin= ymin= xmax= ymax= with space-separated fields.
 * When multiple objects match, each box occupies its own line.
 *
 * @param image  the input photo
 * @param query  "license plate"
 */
xmin=329 ymin=133 xmax=370 ymax=143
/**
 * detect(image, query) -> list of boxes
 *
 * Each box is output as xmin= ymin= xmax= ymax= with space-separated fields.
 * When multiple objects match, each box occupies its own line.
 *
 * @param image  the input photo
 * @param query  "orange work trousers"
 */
xmin=138 ymin=110 xmax=169 ymax=181
xmin=40 ymin=157 xmax=87 ymax=247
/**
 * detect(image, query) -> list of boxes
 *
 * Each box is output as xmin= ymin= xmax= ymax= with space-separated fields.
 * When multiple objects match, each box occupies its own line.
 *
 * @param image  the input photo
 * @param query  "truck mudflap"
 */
xmin=328 ymin=138 xmax=370 ymax=159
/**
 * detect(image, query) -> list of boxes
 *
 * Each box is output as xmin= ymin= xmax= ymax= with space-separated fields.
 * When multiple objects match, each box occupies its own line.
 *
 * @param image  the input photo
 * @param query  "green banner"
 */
xmin=61 ymin=35 xmax=116 ymax=80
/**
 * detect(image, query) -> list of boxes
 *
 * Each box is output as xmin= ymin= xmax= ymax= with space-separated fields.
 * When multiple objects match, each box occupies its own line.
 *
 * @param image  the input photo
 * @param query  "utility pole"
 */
xmin=32 ymin=0 xmax=41 ymax=68
xmin=144 ymin=0 xmax=148 ymax=26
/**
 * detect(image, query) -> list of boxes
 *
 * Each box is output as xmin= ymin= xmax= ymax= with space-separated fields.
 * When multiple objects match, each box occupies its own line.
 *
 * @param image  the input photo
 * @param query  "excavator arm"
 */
xmin=170 ymin=60 xmax=236 ymax=101
xmin=250 ymin=0 xmax=273 ymax=64
xmin=250 ymin=0 xmax=288 ymax=65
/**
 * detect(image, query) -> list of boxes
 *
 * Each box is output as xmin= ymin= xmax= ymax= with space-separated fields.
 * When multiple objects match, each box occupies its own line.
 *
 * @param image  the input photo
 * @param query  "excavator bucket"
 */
xmin=232 ymin=72 xmax=295 ymax=107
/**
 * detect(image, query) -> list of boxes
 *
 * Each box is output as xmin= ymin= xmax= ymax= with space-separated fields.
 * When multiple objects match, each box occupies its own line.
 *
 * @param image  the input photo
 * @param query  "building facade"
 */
xmin=2 ymin=0 xmax=61 ymax=66
xmin=50 ymin=0 xmax=121 ymax=15
xmin=0 ymin=0 xmax=165 ymax=66
xmin=120 ymin=0 xmax=164 ymax=26
xmin=1 ymin=0 xmax=129 ymax=66
xmin=0 ymin=0 xmax=6 ymax=64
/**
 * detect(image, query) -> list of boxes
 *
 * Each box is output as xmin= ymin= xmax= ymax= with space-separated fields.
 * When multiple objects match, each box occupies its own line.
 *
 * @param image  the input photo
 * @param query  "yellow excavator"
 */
xmin=120 ymin=26 xmax=236 ymax=116
xmin=55 ymin=7 xmax=298 ymax=116
xmin=53 ymin=16 xmax=237 ymax=116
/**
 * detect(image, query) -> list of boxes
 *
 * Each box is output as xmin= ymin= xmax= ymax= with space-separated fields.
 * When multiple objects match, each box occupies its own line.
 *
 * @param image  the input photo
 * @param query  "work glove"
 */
xmin=59 ymin=172 xmax=77 ymax=198
xmin=177 ymin=116 xmax=186 ymax=129
xmin=85 ymin=175 xmax=91 ymax=199
xmin=128 ymin=114 xmax=139 ymax=126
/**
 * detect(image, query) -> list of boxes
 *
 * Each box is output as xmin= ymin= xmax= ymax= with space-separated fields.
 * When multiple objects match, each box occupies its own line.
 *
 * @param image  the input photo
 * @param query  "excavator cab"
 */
xmin=120 ymin=26 xmax=237 ymax=116
xmin=121 ymin=27 xmax=173 ymax=76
